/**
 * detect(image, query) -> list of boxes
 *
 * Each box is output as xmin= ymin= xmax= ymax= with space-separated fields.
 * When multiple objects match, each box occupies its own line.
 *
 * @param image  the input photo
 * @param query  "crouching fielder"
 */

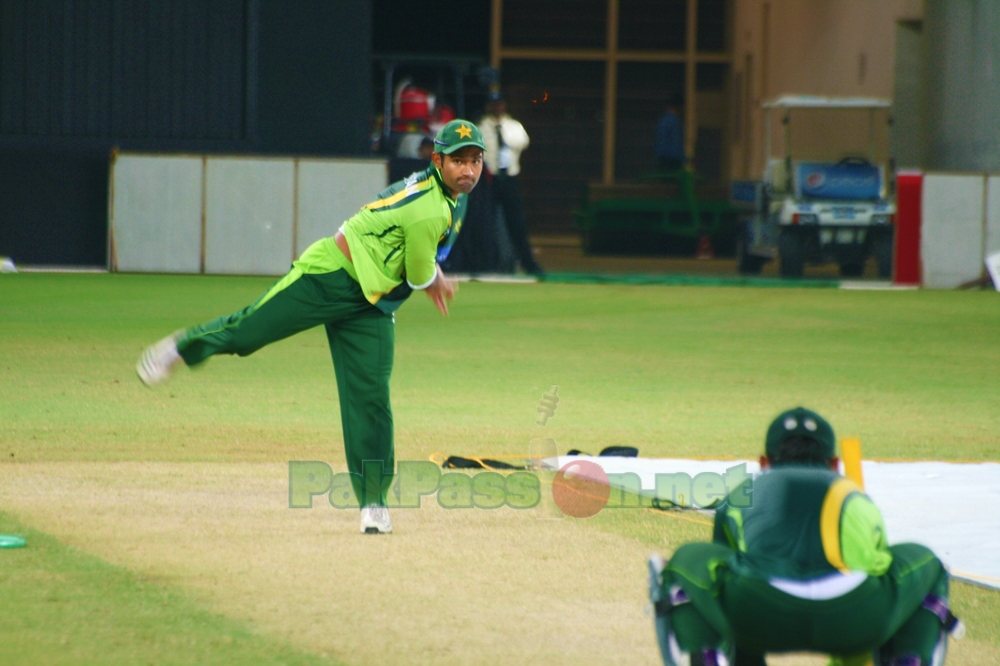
xmin=137 ymin=120 xmax=486 ymax=535
xmin=648 ymin=407 xmax=962 ymax=666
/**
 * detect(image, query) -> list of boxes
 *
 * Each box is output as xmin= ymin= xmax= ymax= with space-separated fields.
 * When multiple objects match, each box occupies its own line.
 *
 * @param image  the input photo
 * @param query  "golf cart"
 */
xmin=733 ymin=96 xmax=895 ymax=278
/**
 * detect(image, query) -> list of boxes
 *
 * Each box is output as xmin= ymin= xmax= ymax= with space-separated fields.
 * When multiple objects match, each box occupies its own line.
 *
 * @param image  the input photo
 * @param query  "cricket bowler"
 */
xmin=137 ymin=119 xmax=487 ymax=535
xmin=648 ymin=407 xmax=962 ymax=665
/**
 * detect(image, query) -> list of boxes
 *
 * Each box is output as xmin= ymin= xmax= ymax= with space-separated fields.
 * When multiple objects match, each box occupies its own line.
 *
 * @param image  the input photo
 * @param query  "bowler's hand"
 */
xmin=425 ymin=264 xmax=457 ymax=316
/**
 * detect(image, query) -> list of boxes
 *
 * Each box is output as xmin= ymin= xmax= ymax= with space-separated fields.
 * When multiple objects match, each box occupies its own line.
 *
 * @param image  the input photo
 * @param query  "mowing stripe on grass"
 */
xmin=0 ymin=512 xmax=344 ymax=666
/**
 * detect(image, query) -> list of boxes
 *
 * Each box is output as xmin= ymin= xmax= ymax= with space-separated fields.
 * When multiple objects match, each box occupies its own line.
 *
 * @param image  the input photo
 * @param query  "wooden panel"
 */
xmin=987 ymin=176 xmax=1000 ymax=257
xmin=921 ymin=173 xmax=984 ymax=288
xmin=111 ymin=154 xmax=203 ymax=273
xmin=696 ymin=0 xmax=729 ymax=51
xmin=615 ymin=62 xmax=685 ymax=181
xmin=204 ymin=157 xmax=295 ymax=276
xmin=619 ymin=0 xmax=686 ymax=51
xmin=502 ymin=0 xmax=606 ymax=49
xmin=295 ymin=158 xmax=387 ymax=257
xmin=501 ymin=59 xmax=605 ymax=231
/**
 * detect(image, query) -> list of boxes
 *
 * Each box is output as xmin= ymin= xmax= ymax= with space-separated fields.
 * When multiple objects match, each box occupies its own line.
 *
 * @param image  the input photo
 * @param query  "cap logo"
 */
xmin=454 ymin=123 xmax=473 ymax=139
xmin=784 ymin=417 xmax=797 ymax=430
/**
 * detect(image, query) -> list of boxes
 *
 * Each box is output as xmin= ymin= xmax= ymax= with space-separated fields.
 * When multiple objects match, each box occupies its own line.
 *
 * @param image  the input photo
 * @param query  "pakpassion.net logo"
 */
xmin=288 ymin=460 xmax=753 ymax=517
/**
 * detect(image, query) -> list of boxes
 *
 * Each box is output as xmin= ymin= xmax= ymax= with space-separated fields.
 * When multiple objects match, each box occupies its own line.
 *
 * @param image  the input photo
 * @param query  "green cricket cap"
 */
xmin=433 ymin=119 xmax=486 ymax=154
xmin=765 ymin=407 xmax=836 ymax=459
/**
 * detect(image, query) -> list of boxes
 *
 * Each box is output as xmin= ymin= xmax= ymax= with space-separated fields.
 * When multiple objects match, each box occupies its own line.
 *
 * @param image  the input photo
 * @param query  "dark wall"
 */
xmin=373 ymin=0 xmax=489 ymax=58
xmin=258 ymin=0 xmax=371 ymax=155
xmin=0 ymin=0 xmax=372 ymax=266
xmin=0 ymin=1 xmax=250 ymax=143
xmin=0 ymin=148 xmax=108 ymax=265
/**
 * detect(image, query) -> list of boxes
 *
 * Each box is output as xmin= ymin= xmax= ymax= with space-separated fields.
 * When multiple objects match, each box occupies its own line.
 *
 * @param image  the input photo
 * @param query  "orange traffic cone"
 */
xmin=696 ymin=235 xmax=714 ymax=260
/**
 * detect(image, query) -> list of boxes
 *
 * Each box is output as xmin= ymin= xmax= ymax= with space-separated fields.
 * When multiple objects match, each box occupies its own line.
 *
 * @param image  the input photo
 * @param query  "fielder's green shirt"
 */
xmin=291 ymin=165 xmax=467 ymax=314
xmin=714 ymin=467 xmax=892 ymax=580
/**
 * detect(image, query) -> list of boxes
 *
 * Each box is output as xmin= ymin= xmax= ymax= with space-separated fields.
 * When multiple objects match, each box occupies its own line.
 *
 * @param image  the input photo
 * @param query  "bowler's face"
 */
xmin=433 ymin=147 xmax=484 ymax=196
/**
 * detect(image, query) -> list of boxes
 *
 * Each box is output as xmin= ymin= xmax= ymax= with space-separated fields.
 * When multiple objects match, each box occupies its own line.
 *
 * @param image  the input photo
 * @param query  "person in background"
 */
xmin=418 ymin=136 xmax=434 ymax=161
xmin=655 ymin=99 xmax=686 ymax=172
xmin=479 ymin=91 xmax=544 ymax=278
xmin=389 ymin=136 xmax=435 ymax=183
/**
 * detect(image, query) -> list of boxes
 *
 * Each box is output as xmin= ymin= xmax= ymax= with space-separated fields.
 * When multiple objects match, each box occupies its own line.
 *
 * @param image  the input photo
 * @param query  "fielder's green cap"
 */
xmin=433 ymin=119 xmax=486 ymax=154
xmin=765 ymin=407 xmax=836 ymax=459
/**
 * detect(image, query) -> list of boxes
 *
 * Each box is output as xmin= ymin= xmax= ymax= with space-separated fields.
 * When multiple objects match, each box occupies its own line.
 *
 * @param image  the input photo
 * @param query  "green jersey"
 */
xmin=714 ymin=466 xmax=892 ymax=580
xmin=339 ymin=165 xmax=467 ymax=313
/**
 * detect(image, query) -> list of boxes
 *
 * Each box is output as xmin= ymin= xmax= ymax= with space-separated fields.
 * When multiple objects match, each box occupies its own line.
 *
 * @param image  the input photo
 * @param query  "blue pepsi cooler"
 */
xmin=795 ymin=161 xmax=882 ymax=201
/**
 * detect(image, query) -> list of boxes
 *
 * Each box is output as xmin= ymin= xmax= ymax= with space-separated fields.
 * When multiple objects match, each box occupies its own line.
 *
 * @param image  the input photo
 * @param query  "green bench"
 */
xmin=574 ymin=170 xmax=739 ymax=255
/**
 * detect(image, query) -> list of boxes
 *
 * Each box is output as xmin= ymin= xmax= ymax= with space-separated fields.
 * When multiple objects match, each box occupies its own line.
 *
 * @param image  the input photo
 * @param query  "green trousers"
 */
xmin=176 ymin=267 xmax=395 ymax=506
xmin=660 ymin=542 xmax=949 ymax=664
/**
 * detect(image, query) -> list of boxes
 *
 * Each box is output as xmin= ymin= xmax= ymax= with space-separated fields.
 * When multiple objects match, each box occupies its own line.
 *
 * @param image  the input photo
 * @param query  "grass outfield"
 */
xmin=1 ymin=273 xmax=999 ymax=665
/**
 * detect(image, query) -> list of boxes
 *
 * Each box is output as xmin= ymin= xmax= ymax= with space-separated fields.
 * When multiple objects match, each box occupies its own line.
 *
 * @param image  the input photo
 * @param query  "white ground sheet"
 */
xmin=549 ymin=456 xmax=1000 ymax=590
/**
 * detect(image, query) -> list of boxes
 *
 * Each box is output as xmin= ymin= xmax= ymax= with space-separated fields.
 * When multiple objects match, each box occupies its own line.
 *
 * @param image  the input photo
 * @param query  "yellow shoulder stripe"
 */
xmin=820 ymin=477 xmax=861 ymax=572
xmin=365 ymin=179 xmax=432 ymax=211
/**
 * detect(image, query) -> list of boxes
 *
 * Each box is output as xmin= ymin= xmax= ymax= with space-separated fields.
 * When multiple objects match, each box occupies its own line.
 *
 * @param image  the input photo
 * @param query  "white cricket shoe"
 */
xmin=360 ymin=505 xmax=392 ymax=534
xmin=136 ymin=333 xmax=182 ymax=387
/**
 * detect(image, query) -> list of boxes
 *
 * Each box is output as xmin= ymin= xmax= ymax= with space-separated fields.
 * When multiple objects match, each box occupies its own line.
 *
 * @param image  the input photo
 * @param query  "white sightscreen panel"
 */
xmin=111 ymin=155 xmax=202 ymax=273
xmin=205 ymin=158 xmax=295 ymax=276
xmin=921 ymin=173 xmax=984 ymax=289
xmin=295 ymin=158 xmax=387 ymax=255
xmin=987 ymin=176 xmax=1000 ymax=256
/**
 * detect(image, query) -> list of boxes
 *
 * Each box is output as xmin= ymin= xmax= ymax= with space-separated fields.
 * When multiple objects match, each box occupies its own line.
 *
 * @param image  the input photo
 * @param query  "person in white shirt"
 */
xmin=479 ymin=92 xmax=544 ymax=277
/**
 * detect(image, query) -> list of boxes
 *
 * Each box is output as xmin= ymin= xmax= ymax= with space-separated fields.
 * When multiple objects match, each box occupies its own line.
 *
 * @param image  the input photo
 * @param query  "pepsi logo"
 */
xmin=806 ymin=172 xmax=825 ymax=188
